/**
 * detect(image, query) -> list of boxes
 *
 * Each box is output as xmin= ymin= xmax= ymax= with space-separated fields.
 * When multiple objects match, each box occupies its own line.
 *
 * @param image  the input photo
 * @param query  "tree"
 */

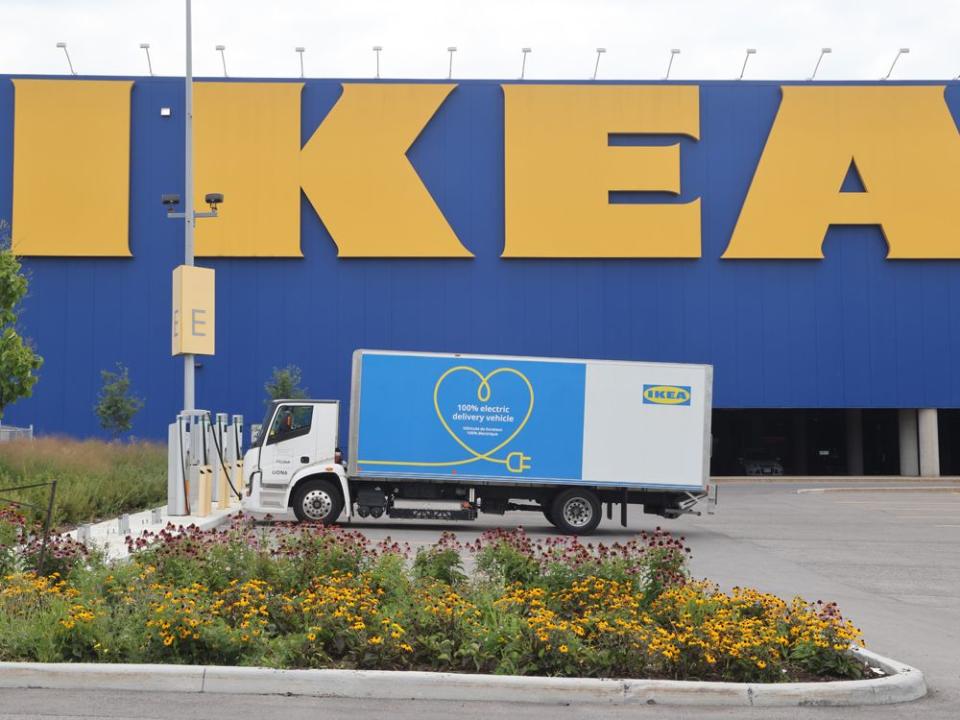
xmin=0 ymin=220 xmax=43 ymax=422
xmin=94 ymin=363 xmax=144 ymax=437
xmin=264 ymin=364 xmax=308 ymax=404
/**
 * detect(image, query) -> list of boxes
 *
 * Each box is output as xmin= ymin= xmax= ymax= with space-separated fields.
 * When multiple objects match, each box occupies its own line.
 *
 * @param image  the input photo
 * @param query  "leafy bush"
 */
xmin=94 ymin=363 xmax=144 ymax=437
xmin=0 ymin=518 xmax=867 ymax=681
xmin=0 ymin=437 xmax=165 ymax=528
xmin=264 ymin=365 xmax=308 ymax=404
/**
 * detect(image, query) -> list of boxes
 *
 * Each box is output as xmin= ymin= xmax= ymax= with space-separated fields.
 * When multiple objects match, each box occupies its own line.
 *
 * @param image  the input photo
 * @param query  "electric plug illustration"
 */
xmin=506 ymin=451 xmax=531 ymax=473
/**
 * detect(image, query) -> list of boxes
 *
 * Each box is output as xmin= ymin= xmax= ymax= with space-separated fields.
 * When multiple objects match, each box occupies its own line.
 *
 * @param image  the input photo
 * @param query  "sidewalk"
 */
xmin=64 ymin=503 xmax=238 ymax=561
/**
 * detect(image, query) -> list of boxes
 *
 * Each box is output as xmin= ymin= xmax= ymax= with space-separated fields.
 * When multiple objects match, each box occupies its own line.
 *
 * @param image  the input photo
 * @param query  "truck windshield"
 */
xmin=252 ymin=404 xmax=277 ymax=448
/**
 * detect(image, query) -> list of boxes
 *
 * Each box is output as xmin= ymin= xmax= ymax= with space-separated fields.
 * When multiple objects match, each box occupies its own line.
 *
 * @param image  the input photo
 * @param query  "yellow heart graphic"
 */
xmin=432 ymin=366 xmax=534 ymax=466
xmin=357 ymin=364 xmax=534 ymax=474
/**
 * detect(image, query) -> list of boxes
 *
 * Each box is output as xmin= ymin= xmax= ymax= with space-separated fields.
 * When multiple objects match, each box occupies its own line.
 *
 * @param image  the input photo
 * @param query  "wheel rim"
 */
xmin=302 ymin=488 xmax=333 ymax=521
xmin=561 ymin=497 xmax=593 ymax=528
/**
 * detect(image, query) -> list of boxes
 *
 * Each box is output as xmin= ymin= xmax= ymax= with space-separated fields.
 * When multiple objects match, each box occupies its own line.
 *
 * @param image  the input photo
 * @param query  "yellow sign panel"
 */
xmin=194 ymin=82 xmax=304 ymax=257
xmin=502 ymin=84 xmax=701 ymax=258
xmin=172 ymin=265 xmax=215 ymax=356
xmin=11 ymin=79 xmax=133 ymax=256
xmin=723 ymin=86 xmax=960 ymax=259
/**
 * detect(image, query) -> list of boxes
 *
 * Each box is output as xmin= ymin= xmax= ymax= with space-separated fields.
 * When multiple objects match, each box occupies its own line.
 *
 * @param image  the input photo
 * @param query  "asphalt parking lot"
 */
xmin=2 ymin=480 xmax=958 ymax=720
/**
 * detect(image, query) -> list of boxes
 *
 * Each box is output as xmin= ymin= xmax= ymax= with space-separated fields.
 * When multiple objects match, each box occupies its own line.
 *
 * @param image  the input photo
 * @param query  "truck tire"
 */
xmin=542 ymin=504 xmax=556 ymax=526
xmin=550 ymin=488 xmax=601 ymax=535
xmin=291 ymin=478 xmax=343 ymax=524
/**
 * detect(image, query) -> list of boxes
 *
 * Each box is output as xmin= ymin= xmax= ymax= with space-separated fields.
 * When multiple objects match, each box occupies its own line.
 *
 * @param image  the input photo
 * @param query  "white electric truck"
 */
xmin=242 ymin=350 xmax=714 ymax=534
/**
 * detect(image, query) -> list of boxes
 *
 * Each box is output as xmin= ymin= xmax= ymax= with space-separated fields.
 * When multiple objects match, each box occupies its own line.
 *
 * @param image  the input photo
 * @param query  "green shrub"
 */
xmin=94 ymin=363 xmax=144 ymax=437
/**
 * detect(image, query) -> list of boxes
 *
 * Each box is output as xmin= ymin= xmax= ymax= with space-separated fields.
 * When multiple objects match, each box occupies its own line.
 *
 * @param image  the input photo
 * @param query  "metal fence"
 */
xmin=0 ymin=479 xmax=57 ymax=572
xmin=0 ymin=424 xmax=33 ymax=442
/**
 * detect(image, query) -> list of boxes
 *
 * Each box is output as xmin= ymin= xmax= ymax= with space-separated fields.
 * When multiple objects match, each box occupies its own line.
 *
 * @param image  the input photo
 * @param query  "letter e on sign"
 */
xmin=172 ymin=265 xmax=215 ymax=356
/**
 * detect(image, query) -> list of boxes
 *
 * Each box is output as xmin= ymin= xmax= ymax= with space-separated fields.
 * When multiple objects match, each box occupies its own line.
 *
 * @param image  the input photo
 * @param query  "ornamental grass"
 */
xmin=0 ymin=514 xmax=865 ymax=681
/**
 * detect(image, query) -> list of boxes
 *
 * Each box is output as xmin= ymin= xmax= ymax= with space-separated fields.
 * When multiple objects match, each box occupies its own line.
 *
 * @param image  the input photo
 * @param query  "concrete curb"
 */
xmin=797 ymin=486 xmax=960 ymax=494
xmin=0 ymin=647 xmax=925 ymax=706
xmin=715 ymin=476 xmax=960 ymax=484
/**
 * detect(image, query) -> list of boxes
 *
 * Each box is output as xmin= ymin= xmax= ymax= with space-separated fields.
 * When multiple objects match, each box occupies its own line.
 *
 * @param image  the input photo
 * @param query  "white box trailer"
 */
xmin=243 ymin=350 xmax=715 ymax=534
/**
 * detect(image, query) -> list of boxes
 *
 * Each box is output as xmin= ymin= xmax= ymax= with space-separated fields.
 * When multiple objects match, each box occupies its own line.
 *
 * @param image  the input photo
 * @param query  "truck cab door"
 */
xmin=258 ymin=403 xmax=318 ymax=489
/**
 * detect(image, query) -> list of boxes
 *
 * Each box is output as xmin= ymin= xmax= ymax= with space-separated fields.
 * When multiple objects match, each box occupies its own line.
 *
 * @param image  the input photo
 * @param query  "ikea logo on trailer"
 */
xmin=643 ymin=385 xmax=692 ymax=406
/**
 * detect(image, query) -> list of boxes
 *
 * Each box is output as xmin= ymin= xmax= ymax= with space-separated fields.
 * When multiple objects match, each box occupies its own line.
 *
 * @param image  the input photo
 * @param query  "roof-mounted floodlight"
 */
xmin=140 ymin=43 xmax=154 ymax=76
xmin=738 ymin=48 xmax=756 ymax=80
xmin=520 ymin=47 xmax=531 ymax=80
xmin=216 ymin=44 xmax=228 ymax=77
xmin=447 ymin=46 xmax=457 ymax=79
xmin=56 ymin=42 xmax=77 ymax=75
xmin=593 ymin=47 xmax=606 ymax=80
xmin=665 ymin=48 xmax=680 ymax=80
xmin=295 ymin=46 xmax=305 ymax=78
xmin=882 ymin=48 xmax=909 ymax=80
xmin=808 ymin=47 xmax=832 ymax=80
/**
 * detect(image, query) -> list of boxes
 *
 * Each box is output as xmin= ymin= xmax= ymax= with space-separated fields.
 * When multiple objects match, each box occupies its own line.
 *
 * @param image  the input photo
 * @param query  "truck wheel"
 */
xmin=550 ymin=488 xmax=601 ymax=535
xmin=542 ymin=505 xmax=556 ymax=526
xmin=292 ymin=478 xmax=343 ymax=524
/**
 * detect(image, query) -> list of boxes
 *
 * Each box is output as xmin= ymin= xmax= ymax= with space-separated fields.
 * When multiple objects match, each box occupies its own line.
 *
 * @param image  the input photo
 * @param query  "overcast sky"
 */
xmin=1 ymin=0 xmax=957 ymax=81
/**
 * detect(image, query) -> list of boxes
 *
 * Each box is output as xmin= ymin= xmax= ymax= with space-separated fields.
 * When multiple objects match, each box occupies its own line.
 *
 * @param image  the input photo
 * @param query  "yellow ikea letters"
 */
xmin=723 ymin=86 xmax=960 ymax=259
xmin=300 ymin=83 xmax=472 ymax=257
xmin=502 ymin=85 xmax=700 ymax=258
xmin=8 ymin=81 xmax=960 ymax=260
xmin=194 ymin=82 xmax=304 ymax=257
xmin=12 ymin=79 xmax=133 ymax=256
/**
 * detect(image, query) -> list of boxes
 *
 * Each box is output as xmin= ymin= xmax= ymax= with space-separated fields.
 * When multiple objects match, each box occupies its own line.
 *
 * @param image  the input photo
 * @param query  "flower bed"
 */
xmin=0 ymin=515 xmax=865 ymax=682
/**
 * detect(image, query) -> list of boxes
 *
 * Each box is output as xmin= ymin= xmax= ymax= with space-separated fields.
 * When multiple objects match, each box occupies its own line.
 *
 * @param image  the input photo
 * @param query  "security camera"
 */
xmin=161 ymin=194 xmax=181 ymax=212
xmin=204 ymin=193 xmax=224 ymax=209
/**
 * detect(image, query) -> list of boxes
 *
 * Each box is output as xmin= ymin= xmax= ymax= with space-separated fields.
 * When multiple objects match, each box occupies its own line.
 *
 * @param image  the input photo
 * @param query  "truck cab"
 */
xmin=243 ymin=399 xmax=348 ymax=523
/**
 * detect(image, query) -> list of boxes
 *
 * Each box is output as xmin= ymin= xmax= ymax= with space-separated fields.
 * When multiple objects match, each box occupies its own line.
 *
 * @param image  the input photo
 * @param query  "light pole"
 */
xmin=664 ymin=48 xmax=680 ymax=80
xmin=161 ymin=0 xmax=223 ymax=412
xmin=140 ymin=43 xmax=154 ymax=76
xmin=216 ymin=44 xmax=228 ymax=77
xmin=56 ymin=42 xmax=76 ymax=75
xmin=808 ymin=47 xmax=831 ymax=80
xmin=295 ymin=46 xmax=305 ymax=78
xmin=373 ymin=45 xmax=382 ymax=79
xmin=592 ymin=47 xmax=606 ymax=80
xmin=882 ymin=48 xmax=910 ymax=80
xmin=520 ymin=47 xmax=531 ymax=80
xmin=738 ymin=48 xmax=756 ymax=80
xmin=447 ymin=46 xmax=457 ymax=79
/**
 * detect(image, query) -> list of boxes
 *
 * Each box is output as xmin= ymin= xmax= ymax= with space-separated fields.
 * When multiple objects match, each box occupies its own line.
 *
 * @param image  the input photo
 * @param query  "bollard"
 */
xmin=196 ymin=466 xmax=213 ymax=517
xmin=118 ymin=514 xmax=130 ymax=535
xmin=217 ymin=465 xmax=230 ymax=510
xmin=78 ymin=524 xmax=91 ymax=543
xmin=151 ymin=507 xmax=163 ymax=524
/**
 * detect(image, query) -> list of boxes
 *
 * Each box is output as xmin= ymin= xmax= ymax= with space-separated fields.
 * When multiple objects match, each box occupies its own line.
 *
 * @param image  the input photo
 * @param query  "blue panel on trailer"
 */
xmin=354 ymin=353 xmax=586 ymax=481
xmin=0 ymin=77 xmax=958 ymax=442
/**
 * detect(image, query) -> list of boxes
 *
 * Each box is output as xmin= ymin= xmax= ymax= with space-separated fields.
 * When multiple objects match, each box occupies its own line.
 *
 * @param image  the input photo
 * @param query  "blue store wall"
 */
xmin=1 ymin=77 xmax=959 ymax=441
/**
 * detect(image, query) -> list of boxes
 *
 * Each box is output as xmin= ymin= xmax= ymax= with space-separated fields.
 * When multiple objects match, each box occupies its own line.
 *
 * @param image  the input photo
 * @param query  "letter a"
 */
xmin=724 ymin=86 xmax=960 ymax=259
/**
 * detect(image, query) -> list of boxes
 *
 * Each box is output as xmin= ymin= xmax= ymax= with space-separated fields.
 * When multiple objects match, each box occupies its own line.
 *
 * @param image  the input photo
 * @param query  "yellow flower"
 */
xmin=307 ymin=633 xmax=316 ymax=641
xmin=558 ymin=645 xmax=568 ymax=654
xmin=369 ymin=636 xmax=383 ymax=646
